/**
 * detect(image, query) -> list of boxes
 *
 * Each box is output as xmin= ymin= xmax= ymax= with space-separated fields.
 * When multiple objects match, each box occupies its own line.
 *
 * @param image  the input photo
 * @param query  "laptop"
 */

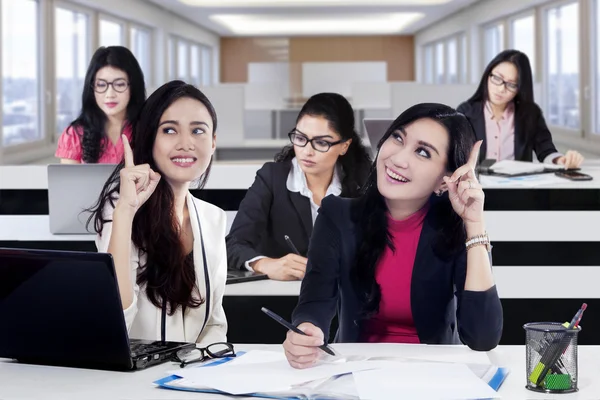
xmin=363 ymin=118 xmax=394 ymax=158
xmin=226 ymin=269 xmax=269 ymax=284
xmin=47 ymin=164 xmax=117 ymax=235
xmin=0 ymin=247 xmax=195 ymax=371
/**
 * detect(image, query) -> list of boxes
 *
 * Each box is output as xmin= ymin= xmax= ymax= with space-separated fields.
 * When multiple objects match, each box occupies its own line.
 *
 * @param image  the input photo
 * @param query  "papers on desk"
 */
xmin=488 ymin=160 xmax=564 ymax=176
xmin=479 ymin=173 xmax=569 ymax=187
xmin=154 ymin=349 xmax=508 ymax=399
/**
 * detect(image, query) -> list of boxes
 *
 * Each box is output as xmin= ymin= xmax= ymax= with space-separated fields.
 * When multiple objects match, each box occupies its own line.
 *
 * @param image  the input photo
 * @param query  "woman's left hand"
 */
xmin=555 ymin=150 xmax=584 ymax=169
xmin=444 ymin=140 xmax=485 ymax=225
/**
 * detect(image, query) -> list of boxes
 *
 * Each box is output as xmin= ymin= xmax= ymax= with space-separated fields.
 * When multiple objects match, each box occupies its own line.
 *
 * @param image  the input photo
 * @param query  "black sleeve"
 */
xmin=292 ymin=196 xmax=341 ymax=339
xmin=456 ymin=102 xmax=468 ymax=114
xmin=532 ymin=106 xmax=559 ymax=162
xmin=225 ymin=164 xmax=274 ymax=270
xmin=453 ymin=249 xmax=503 ymax=351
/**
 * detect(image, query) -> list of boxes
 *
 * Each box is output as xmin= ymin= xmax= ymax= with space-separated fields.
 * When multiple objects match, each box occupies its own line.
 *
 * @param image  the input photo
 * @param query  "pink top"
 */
xmin=362 ymin=204 xmax=429 ymax=344
xmin=484 ymin=101 xmax=515 ymax=161
xmin=55 ymin=124 xmax=133 ymax=163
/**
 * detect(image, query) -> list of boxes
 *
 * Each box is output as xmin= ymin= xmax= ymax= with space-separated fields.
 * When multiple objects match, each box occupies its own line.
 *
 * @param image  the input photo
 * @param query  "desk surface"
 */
xmin=1 ymin=344 xmax=599 ymax=400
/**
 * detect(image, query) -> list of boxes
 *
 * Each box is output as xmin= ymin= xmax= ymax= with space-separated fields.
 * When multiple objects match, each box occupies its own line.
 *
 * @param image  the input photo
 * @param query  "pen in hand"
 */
xmin=261 ymin=307 xmax=336 ymax=356
xmin=284 ymin=235 xmax=300 ymax=255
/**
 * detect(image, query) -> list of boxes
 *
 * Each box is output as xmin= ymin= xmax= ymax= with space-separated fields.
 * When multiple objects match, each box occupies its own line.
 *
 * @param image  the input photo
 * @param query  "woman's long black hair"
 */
xmin=88 ymin=81 xmax=218 ymax=315
xmin=274 ymin=92 xmax=372 ymax=197
xmin=468 ymin=49 xmax=537 ymax=144
xmin=68 ymin=46 xmax=145 ymax=163
xmin=351 ymin=103 xmax=476 ymax=319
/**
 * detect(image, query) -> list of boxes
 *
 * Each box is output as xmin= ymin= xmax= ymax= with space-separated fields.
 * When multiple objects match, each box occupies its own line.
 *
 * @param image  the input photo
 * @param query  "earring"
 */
xmin=435 ymin=190 xmax=443 ymax=197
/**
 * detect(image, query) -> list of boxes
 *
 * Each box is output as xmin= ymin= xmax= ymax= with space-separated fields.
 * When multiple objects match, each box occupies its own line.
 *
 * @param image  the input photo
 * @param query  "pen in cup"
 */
xmin=284 ymin=235 xmax=300 ymax=255
xmin=261 ymin=307 xmax=336 ymax=356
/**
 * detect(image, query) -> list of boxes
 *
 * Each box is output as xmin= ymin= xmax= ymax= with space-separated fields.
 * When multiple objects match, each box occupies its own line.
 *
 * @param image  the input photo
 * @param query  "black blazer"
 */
xmin=226 ymin=161 xmax=314 ymax=270
xmin=292 ymin=195 xmax=503 ymax=351
xmin=457 ymin=100 xmax=558 ymax=163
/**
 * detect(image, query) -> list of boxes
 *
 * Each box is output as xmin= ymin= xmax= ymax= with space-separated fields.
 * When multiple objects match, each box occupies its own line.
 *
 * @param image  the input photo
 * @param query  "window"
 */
xmin=167 ymin=37 xmax=175 ymax=80
xmin=423 ymin=45 xmax=434 ymax=83
xmin=546 ymin=2 xmax=579 ymax=129
xmin=435 ymin=42 xmax=444 ymax=84
xmin=177 ymin=40 xmax=189 ymax=81
xmin=2 ymin=0 xmax=41 ymax=147
xmin=460 ymin=34 xmax=468 ymax=83
xmin=595 ymin=0 xmax=600 ymax=133
xmin=484 ymin=23 xmax=504 ymax=66
xmin=99 ymin=19 xmax=123 ymax=47
xmin=55 ymin=7 xmax=89 ymax=135
xmin=511 ymin=15 xmax=535 ymax=79
xmin=130 ymin=26 xmax=151 ymax=85
xmin=190 ymin=45 xmax=201 ymax=87
xmin=447 ymin=38 xmax=458 ymax=84
xmin=201 ymin=46 xmax=212 ymax=86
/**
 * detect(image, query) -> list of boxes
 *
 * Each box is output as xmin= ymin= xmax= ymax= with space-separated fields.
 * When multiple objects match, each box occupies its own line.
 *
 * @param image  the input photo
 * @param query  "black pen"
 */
xmin=284 ymin=235 xmax=300 ymax=255
xmin=261 ymin=307 xmax=336 ymax=356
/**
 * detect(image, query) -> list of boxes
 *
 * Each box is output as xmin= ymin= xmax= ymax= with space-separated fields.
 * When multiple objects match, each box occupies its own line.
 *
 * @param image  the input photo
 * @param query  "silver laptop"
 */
xmin=47 ymin=164 xmax=117 ymax=234
xmin=363 ymin=118 xmax=394 ymax=158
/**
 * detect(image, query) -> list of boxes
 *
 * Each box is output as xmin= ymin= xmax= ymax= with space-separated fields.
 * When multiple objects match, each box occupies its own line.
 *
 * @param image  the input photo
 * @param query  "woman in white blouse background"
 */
xmin=89 ymin=80 xmax=227 ymax=344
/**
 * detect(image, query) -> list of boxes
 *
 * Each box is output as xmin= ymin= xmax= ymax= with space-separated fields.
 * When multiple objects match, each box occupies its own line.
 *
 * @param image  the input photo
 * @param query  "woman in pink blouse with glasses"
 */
xmin=458 ymin=50 xmax=583 ymax=169
xmin=56 ymin=46 xmax=146 ymax=164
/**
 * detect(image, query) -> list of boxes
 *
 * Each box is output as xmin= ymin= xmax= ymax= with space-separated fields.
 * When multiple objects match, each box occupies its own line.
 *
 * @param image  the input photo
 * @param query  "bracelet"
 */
xmin=465 ymin=232 xmax=491 ymax=252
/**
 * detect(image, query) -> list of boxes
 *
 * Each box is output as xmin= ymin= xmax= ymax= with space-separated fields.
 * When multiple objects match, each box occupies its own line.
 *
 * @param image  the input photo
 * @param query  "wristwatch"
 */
xmin=465 ymin=232 xmax=492 ymax=252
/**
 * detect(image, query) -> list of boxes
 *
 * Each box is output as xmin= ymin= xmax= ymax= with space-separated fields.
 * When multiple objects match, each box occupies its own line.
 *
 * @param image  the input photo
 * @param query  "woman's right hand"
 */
xmin=117 ymin=134 xmax=161 ymax=213
xmin=283 ymin=322 xmax=325 ymax=369
xmin=252 ymin=254 xmax=307 ymax=280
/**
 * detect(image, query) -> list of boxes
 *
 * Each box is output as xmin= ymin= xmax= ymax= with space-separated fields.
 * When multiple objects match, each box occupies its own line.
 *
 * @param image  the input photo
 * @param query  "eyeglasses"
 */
xmin=93 ymin=78 xmax=130 ymax=93
xmin=172 ymin=342 xmax=236 ymax=368
xmin=288 ymin=131 xmax=346 ymax=153
xmin=489 ymin=73 xmax=518 ymax=93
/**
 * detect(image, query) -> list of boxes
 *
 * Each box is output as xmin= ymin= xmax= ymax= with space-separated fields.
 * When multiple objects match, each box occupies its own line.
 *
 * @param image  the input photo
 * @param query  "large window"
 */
xmin=167 ymin=37 xmax=175 ymax=80
xmin=484 ymin=23 xmax=504 ymax=66
xmin=511 ymin=14 xmax=536 ymax=80
xmin=435 ymin=42 xmax=444 ymax=84
xmin=99 ymin=18 xmax=123 ymax=47
xmin=446 ymin=37 xmax=458 ymax=84
xmin=460 ymin=34 xmax=468 ymax=83
xmin=423 ymin=45 xmax=434 ymax=83
xmin=177 ymin=40 xmax=189 ymax=81
xmin=55 ymin=7 xmax=89 ymax=135
xmin=595 ymin=0 xmax=600 ymax=134
xmin=201 ymin=46 xmax=212 ymax=86
xmin=131 ymin=26 xmax=151 ymax=85
xmin=2 ymin=0 xmax=41 ymax=147
xmin=546 ymin=2 xmax=579 ymax=129
xmin=190 ymin=45 xmax=201 ymax=87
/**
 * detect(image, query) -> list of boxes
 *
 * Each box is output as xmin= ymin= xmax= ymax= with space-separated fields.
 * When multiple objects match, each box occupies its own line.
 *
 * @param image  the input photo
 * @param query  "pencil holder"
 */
xmin=524 ymin=322 xmax=580 ymax=393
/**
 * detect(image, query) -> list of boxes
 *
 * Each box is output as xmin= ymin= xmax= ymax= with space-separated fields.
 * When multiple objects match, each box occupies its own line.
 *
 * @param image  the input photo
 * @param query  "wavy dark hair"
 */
xmin=467 ymin=49 xmax=537 ymax=144
xmin=274 ymin=92 xmax=372 ymax=197
xmin=67 ymin=46 xmax=145 ymax=163
xmin=351 ymin=103 xmax=476 ymax=319
xmin=88 ymin=81 xmax=218 ymax=315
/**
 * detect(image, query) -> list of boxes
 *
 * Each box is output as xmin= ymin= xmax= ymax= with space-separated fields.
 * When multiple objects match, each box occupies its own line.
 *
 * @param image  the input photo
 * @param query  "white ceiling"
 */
xmin=147 ymin=0 xmax=481 ymax=36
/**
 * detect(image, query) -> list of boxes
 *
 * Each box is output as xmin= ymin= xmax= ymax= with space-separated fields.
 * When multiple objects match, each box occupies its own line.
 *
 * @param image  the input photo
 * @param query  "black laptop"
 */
xmin=0 ymin=248 xmax=195 ymax=371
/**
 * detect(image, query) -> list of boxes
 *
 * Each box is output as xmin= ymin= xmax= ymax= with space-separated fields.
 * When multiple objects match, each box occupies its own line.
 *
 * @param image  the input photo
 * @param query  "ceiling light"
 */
xmin=181 ymin=0 xmax=449 ymax=6
xmin=210 ymin=13 xmax=424 ymax=35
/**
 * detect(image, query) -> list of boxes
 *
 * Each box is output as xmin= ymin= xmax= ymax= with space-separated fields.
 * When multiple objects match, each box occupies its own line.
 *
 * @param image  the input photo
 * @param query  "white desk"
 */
xmin=1 ymin=344 xmax=599 ymax=400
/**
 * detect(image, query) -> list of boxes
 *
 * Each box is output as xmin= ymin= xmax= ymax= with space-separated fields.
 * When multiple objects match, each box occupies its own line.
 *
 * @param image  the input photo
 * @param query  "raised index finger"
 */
xmin=122 ymin=134 xmax=134 ymax=167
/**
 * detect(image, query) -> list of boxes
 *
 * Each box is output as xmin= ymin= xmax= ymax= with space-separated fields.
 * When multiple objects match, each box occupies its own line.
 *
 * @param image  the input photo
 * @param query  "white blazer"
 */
xmin=95 ymin=192 xmax=228 ymax=345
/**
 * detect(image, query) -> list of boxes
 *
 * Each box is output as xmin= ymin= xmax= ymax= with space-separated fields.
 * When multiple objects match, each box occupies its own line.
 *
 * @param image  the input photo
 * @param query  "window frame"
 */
xmin=129 ymin=22 xmax=153 ymax=87
xmin=508 ymin=11 xmax=536 ymax=80
xmin=98 ymin=13 xmax=127 ymax=48
xmin=481 ymin=20 xmax=505 ymax=71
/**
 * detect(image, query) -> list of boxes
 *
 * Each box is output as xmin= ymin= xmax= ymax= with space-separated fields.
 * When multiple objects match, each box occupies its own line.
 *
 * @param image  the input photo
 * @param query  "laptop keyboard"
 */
xmin=129 ymin=340 xmax=172 ymax=356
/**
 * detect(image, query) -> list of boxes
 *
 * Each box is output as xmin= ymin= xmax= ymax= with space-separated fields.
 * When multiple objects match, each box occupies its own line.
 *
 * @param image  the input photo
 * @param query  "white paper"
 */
xmin=226 ymin=350 xmax=287 ymax=365
xmin=171 ymin=359 xmax=393 ymax=395
xmin=353 ymin=362 xmax=501 ymax=400
xmin=489 ymin=160 xmax=563 ymax=175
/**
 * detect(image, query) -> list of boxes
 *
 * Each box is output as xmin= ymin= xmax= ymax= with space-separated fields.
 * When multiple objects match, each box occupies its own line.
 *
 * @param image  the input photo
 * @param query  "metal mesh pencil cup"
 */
xmin=524 ymin=322 xmax=580 ymax=393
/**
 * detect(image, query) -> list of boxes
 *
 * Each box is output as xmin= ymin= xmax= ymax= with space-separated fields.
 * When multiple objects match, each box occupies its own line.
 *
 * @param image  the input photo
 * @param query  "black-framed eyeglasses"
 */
xmin=288 ymin=131 xmax=346 ymax=153
xmin=172 ymin=342 xmax=236 ymax=368
xmin=489 ymin=73 xmax=518 ymax=93
xmin=93 ymin=78 xmax=130 ymax=93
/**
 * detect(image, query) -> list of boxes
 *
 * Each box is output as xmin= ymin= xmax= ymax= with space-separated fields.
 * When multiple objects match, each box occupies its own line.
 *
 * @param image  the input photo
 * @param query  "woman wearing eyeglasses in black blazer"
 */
xmin=226 ymin=93 xmax=372 ymax=281
xmin=457 ymin=50 xmax=583 ymax=168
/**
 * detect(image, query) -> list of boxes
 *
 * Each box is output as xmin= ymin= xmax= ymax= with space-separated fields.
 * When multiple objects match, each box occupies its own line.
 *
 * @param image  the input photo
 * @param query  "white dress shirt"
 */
xmin=245 ymin=157 xmax=342 ymax=270
xmin=96 ymin=192 xmax=228 ymax=345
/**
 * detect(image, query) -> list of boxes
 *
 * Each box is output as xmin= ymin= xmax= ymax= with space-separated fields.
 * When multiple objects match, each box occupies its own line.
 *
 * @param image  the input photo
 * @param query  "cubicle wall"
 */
xmin=1 ymin=165 xmax=599 ymax=345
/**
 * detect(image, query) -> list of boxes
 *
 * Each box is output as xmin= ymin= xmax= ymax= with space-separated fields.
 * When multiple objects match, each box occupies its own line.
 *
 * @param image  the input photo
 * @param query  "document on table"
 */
xmin=353 ymin=362 xmax=501 ymax=400
xmin=488 ymin=160 xmax=563 ymax=176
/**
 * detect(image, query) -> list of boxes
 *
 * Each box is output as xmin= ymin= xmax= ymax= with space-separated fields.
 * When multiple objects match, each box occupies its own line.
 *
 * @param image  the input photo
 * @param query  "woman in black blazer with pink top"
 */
xmin=283 ymin=103 xmax=503 ymax=369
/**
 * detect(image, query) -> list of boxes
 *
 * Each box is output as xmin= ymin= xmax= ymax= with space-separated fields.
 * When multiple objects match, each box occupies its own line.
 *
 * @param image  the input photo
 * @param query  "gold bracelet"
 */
xmin=465 ymin=232 xmax=491 ymax=252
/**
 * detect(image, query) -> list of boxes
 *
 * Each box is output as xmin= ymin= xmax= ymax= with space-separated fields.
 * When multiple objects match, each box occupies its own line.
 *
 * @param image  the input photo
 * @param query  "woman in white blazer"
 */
xmin=89 ymin=80 xmax=227 ymax=345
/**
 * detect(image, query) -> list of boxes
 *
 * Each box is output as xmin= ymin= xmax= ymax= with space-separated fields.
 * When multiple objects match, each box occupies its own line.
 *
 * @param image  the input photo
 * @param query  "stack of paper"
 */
xmin=154 ymin=349 xmax=508 ymax=399
xmin=489 ymin=160 xmax=563 ymax=176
